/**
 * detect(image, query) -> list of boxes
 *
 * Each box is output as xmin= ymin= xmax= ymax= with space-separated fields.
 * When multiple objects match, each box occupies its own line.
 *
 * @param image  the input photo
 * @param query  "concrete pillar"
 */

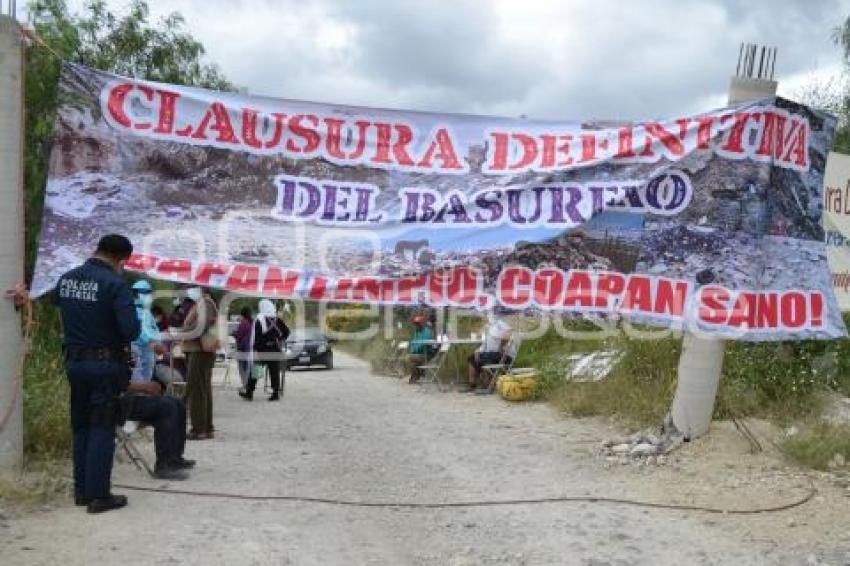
xmin=669 ymin=73 xmax=777 ymax=439
xmin=0 ymin=15 xmax=24 ymax=471
xmin=670 ymin=335 xmax=726 ymax=439
xmin=727 ymin=77 xmax=778 ymax=104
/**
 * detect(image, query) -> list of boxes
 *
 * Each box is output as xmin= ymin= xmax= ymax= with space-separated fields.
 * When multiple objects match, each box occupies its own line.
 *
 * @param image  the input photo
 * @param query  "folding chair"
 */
xmin=115 ymin=420 xmax=154 ymax=477
xmin=482 ymin=336 xmax=522 ymax=393
xmin=416 ymin=341 xmax=449 ymax=390
xmin=388 ymin=341 xmax=408 ymax=377
xmin=166 ymin=344 xmax=187 ymax=398
xmin=213 ymin=345 xmax=237 ymax=389
xmin=166 ymin=376 xmax=186 ymax=398
xmin=221 ymin=355 xmax=242 ymax=389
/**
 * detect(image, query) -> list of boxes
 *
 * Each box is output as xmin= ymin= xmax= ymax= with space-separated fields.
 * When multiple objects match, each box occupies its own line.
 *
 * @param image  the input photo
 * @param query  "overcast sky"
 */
xmin=57 ymin=0 xmax=850 ymax=121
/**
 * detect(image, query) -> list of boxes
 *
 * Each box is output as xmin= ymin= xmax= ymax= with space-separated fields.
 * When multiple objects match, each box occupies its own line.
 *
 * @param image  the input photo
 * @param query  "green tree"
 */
xmin=21 ymin=0 xmax=231 ymax=459
xmin=833 ymin=15 xmax=850 ymax=153
xmin=24 ymin=0 xmax=232 ymax=273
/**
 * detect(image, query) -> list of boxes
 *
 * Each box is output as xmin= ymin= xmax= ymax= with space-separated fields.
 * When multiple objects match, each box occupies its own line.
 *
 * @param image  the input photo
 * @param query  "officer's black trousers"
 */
xmin=124 ymin=393 xmax=186 ymax=466
xmin=67 ymin=360 xmax=124 ymax=500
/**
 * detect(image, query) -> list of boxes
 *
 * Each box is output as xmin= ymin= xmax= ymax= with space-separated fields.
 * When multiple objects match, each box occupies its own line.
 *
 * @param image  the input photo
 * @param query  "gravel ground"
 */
xmin=1 ymin=351 xmax=848 ymax=565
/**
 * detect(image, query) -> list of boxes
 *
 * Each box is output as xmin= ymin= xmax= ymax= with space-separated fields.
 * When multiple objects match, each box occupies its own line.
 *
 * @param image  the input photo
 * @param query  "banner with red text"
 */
xmin=824 ymin=151 xmax=850 ymax=311
xmin=31 ymin=63 xmax=845 ymax=339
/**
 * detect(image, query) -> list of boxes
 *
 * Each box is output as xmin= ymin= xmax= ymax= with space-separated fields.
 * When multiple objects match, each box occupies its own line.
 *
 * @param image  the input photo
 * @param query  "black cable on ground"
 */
xmin=111 ymin=479 xmax=816 ymax=515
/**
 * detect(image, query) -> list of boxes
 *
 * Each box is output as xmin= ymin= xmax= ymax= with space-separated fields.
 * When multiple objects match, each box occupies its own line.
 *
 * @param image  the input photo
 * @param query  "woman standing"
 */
xmin=233 ymin=306 xmax=254 ymax=396
xmin=170 ymin=287 xmax=218 ymax=439
xmin=240 ymin=299 xmax=289 ymax=401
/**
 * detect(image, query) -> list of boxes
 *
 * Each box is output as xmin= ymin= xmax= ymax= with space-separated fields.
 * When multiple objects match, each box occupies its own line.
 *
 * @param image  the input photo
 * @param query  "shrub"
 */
xmin=323 ymin=305 xmax=379 ymax=335
xmin=0 ymin=461 xmax=71 ymax=507
xmin=780 ymin=422 xmax=850 ymax=471
xmin=22 ymin=300 xmax=70 ymax=461
xmin=549 ymin=331 xmax=681 ymax=427
xmin=719 ymin=341 xmax=830 ymax=422
xmin=526 ymin=320 xmax=845 ymax=428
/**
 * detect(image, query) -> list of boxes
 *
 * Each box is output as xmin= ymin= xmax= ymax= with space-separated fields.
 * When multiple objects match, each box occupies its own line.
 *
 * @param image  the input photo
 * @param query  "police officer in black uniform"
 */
xmin=55 ymin=234 xmax=141 ymax=514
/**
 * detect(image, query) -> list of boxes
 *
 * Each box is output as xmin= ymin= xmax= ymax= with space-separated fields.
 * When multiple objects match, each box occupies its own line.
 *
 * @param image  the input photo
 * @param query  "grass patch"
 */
xmin=522 ymin=319 xmax=848 ymax=430
xmin=780 ymin=422 xmax=850 ymax=471
xmin=719 ymin=341 xmax=832 ymax=423
xmin=23 ymin=300 xmax=70 ymax=460
xmin=0 ymin=462 xmax=71 ymax=509
xmin=547 ymin=330 xmax=681 ymax=428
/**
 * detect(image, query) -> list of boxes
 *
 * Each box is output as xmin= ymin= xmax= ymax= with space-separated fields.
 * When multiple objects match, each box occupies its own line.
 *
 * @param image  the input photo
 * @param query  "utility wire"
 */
xmin=112 ymin=480 xmax=816 ymax=515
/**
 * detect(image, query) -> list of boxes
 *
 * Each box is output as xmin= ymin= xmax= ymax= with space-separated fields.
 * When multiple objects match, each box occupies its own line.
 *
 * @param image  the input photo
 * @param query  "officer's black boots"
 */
xmin=153 ymin=462 xmax=189 ymax=481
xmin=87 ymin=494 xmax=128 ymax=514
xmin=268 ymin=391 xmax=280 ymax=401
xmin=171 ymin=457 xmax=196 ymax=469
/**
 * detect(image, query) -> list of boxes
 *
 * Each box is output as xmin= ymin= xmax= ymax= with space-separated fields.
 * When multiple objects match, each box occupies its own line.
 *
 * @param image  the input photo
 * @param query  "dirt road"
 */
xmin=2 ymin=351 xmax=848 ymax=565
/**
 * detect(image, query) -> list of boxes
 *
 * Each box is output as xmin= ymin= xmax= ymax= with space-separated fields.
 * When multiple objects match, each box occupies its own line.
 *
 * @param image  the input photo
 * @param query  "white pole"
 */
xmin=0 ymin=14 xmax=24 ymax=472
xmin=669 ymin=68 xmax=778 ymax=440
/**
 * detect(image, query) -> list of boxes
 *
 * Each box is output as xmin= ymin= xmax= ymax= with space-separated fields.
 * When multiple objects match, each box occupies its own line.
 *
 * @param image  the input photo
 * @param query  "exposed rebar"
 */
xmin=736 ymin=42 xmax=744 ymax=76
xmin=735 ymin=43 xmax=777 ymax=80
xmin=770 ymin=46 xmax=777 ymax=79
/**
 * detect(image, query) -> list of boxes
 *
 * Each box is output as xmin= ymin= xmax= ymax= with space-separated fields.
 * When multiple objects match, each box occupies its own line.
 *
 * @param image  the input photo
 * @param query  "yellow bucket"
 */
xmin=496 ymin=373 xmax=537 ymax=402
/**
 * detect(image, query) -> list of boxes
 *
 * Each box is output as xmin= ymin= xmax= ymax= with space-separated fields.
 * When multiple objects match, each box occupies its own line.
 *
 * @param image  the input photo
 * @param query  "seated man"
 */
xmin=149 ymin=304 xmax=179 ymax=384
xmin=466 ymin=317 xmax=514 ymax=392
xmin=121 ymin=374 xmax=194 ymax=480
xmin=406 ymin=315 xmax=434 ymax=383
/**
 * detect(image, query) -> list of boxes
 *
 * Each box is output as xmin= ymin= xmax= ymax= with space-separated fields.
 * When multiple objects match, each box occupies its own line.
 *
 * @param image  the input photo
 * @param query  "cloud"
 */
xmin=65 ymin=0 xmax=850 ymax=120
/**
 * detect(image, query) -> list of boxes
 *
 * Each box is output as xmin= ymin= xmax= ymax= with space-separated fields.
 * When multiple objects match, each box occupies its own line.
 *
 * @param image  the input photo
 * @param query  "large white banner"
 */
xmin=30 ymin=63 xmax=847 ymax=340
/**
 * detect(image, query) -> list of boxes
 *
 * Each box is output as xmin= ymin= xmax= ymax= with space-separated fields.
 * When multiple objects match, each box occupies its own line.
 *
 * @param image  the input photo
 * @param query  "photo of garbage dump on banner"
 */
xmin=31 ymin=63 xmax=844 ymax=340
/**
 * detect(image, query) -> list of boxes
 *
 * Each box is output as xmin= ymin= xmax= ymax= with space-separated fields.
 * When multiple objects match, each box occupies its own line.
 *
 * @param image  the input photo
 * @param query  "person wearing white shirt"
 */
xmin=466 ymin=318 xmax=513 ymax=392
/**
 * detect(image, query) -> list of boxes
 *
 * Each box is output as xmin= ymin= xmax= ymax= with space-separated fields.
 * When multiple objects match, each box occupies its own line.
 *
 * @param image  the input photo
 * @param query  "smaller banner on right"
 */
xmin=824 ymin=151 xmax=850 ymax=311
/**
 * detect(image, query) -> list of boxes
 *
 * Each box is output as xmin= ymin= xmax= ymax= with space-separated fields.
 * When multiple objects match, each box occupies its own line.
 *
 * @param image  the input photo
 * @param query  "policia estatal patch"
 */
xmin=59 ymin=278 xmax=99 ymax=302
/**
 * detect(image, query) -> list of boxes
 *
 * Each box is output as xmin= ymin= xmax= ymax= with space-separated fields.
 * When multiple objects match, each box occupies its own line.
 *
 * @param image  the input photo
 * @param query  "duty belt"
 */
xmin=65 ymin=347 xmax=123 ymax=362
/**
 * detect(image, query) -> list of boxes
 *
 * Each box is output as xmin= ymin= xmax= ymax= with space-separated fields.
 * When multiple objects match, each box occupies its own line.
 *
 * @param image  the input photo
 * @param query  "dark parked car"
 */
xmin=285 ymin=328 xmax=334 ymax=370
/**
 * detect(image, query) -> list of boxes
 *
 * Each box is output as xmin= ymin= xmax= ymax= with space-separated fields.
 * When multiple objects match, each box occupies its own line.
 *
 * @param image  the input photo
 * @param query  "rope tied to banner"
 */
xmin=0 ymin=295 xmax=33 ymax=435
xmin=16 ymin=21 xmax=63 ymax=60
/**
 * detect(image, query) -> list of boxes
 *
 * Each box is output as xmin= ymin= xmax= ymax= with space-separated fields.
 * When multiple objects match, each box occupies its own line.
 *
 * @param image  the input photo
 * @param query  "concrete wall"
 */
xmin=0 ymin=15 xmax=24 ymax=471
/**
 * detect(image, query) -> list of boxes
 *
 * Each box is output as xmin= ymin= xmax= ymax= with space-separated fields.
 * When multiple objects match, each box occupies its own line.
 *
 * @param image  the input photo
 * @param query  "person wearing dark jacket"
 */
xmin=166 ymin=295 xmax=194 ymax=377
xmin=240 ymin=299 xmax=289 ymax=401
xmin=233 ymin=306 xmax=254 ymax=395
xmin=56 ymin=235 xmax=140 ymax=513
xmin=169 ymin=295 xmax=195 ymax=328
xmin=151 ymin=304 xmax=169 ymax=332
